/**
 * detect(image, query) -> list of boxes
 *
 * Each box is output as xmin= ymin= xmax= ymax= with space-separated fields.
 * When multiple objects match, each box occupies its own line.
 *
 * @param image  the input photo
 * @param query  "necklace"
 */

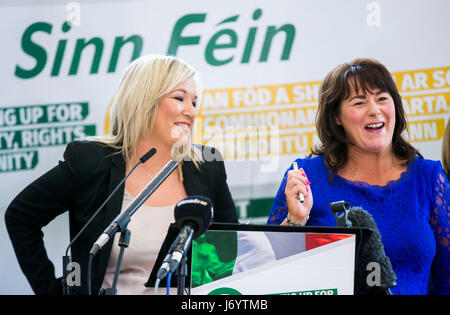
xmin=138 ymin=163 xmax=155 ymax=180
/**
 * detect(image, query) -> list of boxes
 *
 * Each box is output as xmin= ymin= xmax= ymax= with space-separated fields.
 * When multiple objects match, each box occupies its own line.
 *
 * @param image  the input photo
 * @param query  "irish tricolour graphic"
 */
xmin=191 ymin=230 xmax=355 ymax=295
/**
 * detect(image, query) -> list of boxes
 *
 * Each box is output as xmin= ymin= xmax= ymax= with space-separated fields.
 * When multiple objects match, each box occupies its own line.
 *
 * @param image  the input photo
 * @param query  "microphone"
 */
xmin=156 ymin=196 xmax=213 ymax=281
xmin=89 ymin=158 xmax=179 ymax=256
xmin=62 ymin=147 xmax=156 ymax=295
xmin=330 ymin=201 xmax=397 ymax=295
xmin=139 ymin=148 xmax=158 ymax=164
xmin=347 ymin=207 xmax=397 ymax=295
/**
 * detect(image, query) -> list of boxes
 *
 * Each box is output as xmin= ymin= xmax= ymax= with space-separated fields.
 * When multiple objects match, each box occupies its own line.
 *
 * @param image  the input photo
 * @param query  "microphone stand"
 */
xmin=87 ymin=159 xmax=178 ymax=295
xmin=176 ymin=254 xmax=189 ymax=295
xmin=99 ymin=228 xmax=131 ymax=295
xmin=62 ymin=148 xmax=156 ymax=295
xmin=329 ymin=201 xmax=352 ymax=227
xmin=175 ymin=228 xmax=194 ymax=295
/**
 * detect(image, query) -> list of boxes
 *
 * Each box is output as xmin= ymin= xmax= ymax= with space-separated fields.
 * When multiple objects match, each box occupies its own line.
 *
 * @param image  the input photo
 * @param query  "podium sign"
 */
xmin=190 ymin=224 xmax=358 ymax=295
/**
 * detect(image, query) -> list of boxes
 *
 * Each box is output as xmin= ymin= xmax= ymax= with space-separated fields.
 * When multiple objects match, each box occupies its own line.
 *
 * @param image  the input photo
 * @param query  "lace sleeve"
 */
xmin=266 ymin=167 xmax=290 ymax=225
xmin=430 ymin=166 xmax=450 ymax=294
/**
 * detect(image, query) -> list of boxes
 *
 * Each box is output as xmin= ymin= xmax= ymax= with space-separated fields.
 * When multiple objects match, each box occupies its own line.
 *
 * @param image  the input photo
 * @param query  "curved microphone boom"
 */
xmin=65 ymin=148 xmax=156 ymax=256
xmin=87 ymin=158 xmax=178 ymax=295
xmin=62 ymin=147 xmax=156 ymax=295
xmin=89 ymin=158 xmax=179 ymax=256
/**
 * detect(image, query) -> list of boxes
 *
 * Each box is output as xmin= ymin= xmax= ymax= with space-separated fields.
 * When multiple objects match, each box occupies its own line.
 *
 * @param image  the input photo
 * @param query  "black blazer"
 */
xmin=4 ymin=141 xmax=238 ymax=295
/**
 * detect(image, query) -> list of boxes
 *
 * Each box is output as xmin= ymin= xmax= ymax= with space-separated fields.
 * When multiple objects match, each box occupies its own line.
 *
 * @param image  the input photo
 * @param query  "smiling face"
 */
xmin=150 ymin=77 xmax=198 ymax=149
xmin=336 ymin=84 xmax=396 ymax=155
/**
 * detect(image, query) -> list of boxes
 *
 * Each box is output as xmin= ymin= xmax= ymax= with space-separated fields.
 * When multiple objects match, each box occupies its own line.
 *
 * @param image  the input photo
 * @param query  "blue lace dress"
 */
xmin=267 ymin=155 xmax=450 ymax=295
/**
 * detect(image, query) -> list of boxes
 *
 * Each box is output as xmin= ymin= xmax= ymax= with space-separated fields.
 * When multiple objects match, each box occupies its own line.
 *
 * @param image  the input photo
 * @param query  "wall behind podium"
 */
xmin=0 ymin=0 xmax=449 ymax=294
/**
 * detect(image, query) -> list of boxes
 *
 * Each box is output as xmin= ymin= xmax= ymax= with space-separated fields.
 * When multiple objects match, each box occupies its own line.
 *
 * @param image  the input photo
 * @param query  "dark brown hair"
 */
xmin=312 ymin=58 xmax=421 ymax=182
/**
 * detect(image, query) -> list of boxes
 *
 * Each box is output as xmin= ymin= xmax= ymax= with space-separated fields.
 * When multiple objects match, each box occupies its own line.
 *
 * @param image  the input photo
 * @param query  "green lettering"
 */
xmin=69 ymin=37 xmax=104 ymax=75
xmin=51 ymin=40 xmax=67 ymax=76
xmin=241 ymin=27 xmax=256 ymax=64
xmin=259 ymin=24 xmax=295 ymax=62
xmin=167 ymin=13 xmax=206 ymax=55
xmin=205 ymin=29 xmax=237 ymax=66
xmin=51 ymin=22 xmax=71 ymax=76
xmin=108 ymin=35 xmax=143 ymax=73
xmin=15 ymin=22 xmax=52 ymax=79
xmin=241 ymin=9 xmax=262 ymax=64
xmin=0 ymin=151 xmax=38 ymax=173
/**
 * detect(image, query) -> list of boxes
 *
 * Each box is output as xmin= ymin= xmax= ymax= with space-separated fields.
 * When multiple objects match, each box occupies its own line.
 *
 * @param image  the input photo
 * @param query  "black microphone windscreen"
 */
xmin=140 ymin=148 xmax=157 ymax=163
xmin=348 ymin=207 xmax=397 ymax=294
xmin=174 ymin=196 xmax=213 ymax=239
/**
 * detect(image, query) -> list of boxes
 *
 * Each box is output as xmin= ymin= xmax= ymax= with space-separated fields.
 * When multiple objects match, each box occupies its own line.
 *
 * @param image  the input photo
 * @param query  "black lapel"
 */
xmin=103 ymin=152 xmax=126 ymax=225
xmin=182 ymin=161 xmax=208 ymax=197
xmin=93 ymin=151 xmax=126 ymax=293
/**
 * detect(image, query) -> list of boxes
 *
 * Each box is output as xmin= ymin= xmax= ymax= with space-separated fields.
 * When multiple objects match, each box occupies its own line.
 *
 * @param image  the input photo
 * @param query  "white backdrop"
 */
xmin=0 ymin=0 xmax=449 ymax=294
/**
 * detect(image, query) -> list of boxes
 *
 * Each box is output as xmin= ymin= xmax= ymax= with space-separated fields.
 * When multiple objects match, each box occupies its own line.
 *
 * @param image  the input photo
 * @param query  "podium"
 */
xmin=147 ymin=223 xmax=370 ymax=295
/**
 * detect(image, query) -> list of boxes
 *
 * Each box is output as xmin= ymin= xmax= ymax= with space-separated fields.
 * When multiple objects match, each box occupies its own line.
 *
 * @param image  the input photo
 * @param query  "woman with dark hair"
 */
xmin=267 ymin=58 xmax=450 ymax=295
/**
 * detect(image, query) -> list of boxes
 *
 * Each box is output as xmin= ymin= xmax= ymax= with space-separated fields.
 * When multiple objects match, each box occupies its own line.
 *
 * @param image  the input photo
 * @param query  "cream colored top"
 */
xmin=101 ymin=190 xmax=175 ymax=295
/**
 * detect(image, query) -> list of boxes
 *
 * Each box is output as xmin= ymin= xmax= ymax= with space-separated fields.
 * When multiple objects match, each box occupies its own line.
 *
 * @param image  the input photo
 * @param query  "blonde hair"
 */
xmin=93 ymin=54 xmax=204 ymax=174
xmin=442 ymin=117 xmax=450 ymax=175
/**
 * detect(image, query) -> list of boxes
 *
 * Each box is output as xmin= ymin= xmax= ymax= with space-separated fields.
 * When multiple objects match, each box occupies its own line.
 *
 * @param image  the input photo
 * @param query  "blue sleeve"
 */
xmin=430 ymin=162 xmax=450 ymax=295
xmin=267 ymin=163 xmax=295 ymax=225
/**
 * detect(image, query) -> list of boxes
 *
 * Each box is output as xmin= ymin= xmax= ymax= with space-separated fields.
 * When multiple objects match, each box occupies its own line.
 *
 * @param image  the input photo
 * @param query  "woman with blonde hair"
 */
xmin=5 ymin=54 xmax=238 ymax=295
